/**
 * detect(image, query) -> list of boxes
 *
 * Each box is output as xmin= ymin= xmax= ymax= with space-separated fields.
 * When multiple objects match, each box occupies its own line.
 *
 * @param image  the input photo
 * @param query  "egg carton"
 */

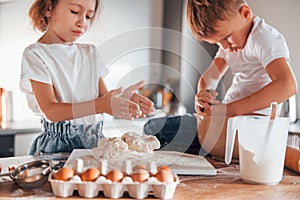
xmin=48 ymin=159 xmax=179 ymax=199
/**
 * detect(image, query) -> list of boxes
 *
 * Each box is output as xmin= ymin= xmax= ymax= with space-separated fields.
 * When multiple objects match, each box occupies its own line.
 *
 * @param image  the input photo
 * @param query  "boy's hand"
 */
xmin=195 ymin=89 xmax=220 ymax=113
xmin=122 ymin=81 xmax=155 ymax=117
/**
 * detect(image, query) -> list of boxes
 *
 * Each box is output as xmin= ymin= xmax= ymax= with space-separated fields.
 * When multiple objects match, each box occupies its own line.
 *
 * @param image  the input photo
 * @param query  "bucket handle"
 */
xmin=225 ymin=117 xmax=237 ymax=164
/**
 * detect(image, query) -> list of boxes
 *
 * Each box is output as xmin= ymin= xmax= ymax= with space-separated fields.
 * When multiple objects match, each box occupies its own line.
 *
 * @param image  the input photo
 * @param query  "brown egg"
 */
xmin=80 ymin=168 xmax=101 ymax=182
xmin=53 ymin=167 xmax=75 ymax=181
xmin=105 ymin=169 xmax=124 ymax=182
xmin=132 ymin=164 xmax=146 ymax=172
xmin=155 ymin=169 xmax=174 ymax=183
xmin=157 ymin=165 xmax=172 ymax=174
xmin=131 ymin=168 xmax=150 ymax=182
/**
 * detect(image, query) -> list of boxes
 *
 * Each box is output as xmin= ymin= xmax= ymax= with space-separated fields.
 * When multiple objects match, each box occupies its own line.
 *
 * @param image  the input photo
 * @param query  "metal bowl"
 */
xmin=10 ymin=160 xmax=52 ymax=189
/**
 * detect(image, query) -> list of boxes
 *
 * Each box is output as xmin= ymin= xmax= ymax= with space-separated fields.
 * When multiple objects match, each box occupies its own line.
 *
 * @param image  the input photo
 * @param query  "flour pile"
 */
xmin=92 ymin=132 xmax=161 ymax=159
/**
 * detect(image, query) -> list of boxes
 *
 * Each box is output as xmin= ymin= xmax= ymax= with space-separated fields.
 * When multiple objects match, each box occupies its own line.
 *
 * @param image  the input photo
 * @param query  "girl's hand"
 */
xmin=195 ymin=89 xmax=220 ymax=113
xmin=99 ymin=88 xmax=142 ymax=120
xmin=122 ymin=81 xmax=155 ymax=117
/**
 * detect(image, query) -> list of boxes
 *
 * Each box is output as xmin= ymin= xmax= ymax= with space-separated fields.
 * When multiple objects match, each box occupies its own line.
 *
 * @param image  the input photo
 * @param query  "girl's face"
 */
xmin=203 ymin=5 xmax=253 ymax=52
xmin=45 ymin=0 xmax=96 ymax=44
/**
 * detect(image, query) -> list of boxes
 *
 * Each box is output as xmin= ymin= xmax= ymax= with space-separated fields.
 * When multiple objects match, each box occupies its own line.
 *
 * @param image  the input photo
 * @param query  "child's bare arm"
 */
xmin=30 ymin=79 xmax=141 ymax=122
xmin=195 ymin=58 xmax=228 ymax=113
xmin=224 ymin=57 xmax=297 ymax=116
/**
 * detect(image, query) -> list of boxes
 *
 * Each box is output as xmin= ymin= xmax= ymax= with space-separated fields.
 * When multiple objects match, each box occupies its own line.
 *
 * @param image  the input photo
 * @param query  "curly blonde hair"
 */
xmin=29 ymin=0 xmax=100 ymax=32
xmin=187 ymin=0 xmax=246 ymax=40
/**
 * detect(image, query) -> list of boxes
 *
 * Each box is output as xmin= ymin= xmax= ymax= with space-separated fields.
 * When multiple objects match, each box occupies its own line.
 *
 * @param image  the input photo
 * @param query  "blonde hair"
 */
xmin=29 ymin=0 xmax=100 ymax=32
xmin=187 ymin=0 xmax=246 ymax=40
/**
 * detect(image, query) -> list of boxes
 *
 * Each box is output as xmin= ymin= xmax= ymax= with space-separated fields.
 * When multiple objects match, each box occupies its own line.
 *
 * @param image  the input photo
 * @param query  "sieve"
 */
xmin=0 ymin=160 xmax=52 ymax=189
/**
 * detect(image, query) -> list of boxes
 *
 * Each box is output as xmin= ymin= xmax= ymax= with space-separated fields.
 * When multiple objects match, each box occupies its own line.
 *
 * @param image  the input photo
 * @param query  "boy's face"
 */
xmin=46 ymin=0 xmax=96 ymax=43
xmin=203 ymin=6 xmax=253 ymax=52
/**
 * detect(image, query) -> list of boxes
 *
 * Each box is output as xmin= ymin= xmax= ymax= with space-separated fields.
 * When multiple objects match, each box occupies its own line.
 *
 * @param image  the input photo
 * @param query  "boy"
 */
xmin=187 ymin=0 xmax=297 ymax=116
xmin=144 ymin=0 xmax=298 ymax=156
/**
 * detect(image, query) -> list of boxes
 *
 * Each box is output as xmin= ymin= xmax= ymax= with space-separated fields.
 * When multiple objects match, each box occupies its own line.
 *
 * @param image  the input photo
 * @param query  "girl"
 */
xmin=19 ymin=0 xmax=154 ymax=155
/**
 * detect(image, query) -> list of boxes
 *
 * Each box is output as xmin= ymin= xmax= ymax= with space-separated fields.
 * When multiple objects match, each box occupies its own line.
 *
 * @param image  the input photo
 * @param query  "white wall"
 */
xmin=0 ymin=0 xmax=39 ymax=121
xmin=0 ymin=0 xmax=163 ymax=121
xmin=180 ymin=0 xmax=218 ymax=113
xmin=83 ymin=0 xmax=164 ymax=89
xmin=247 ymin=0 xmax=300 ymax=119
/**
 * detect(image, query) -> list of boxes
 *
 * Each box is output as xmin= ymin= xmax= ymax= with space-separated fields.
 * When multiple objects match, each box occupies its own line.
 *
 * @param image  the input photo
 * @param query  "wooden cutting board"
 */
xmin=64 ymin=149 xmax=217 ymax=176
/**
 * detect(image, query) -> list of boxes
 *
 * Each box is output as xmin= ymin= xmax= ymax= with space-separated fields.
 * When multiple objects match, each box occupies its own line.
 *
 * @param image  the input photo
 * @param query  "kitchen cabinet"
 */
xmin=14 ymin=132 xmax=40 ymax=156
xmin=0 ymin=132 xmax=40 ymax=157
xmin=0 ymin=119 xmax=41 ymax=157
xmin=288 ymin=119 xmax=300 ymax=149
xmin=0 ymin=135 xmax=14 ymax=157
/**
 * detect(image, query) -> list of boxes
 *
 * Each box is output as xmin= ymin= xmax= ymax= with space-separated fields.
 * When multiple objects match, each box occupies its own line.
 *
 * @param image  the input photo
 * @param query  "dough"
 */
xmin=92 ymin=132 xmax=160 ymax=159
xmin=121 ymin=132 xmax=161 ymax=153
xmin=92 ymin=137 xmax=129 ymax=159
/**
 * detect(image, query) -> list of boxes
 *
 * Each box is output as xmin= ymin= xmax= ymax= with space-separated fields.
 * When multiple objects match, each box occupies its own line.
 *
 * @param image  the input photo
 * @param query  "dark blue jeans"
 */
xmin=143 ymin=114 xmax=204 ymax=155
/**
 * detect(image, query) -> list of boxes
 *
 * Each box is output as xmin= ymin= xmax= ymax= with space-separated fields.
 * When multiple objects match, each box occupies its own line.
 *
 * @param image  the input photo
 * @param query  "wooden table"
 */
xmin=0 ymin=155 xmax=299 ymax=200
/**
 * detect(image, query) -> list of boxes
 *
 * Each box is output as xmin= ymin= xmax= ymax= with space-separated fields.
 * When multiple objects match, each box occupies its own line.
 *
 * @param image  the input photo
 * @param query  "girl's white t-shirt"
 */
xmin=20 ymin=43 xmax=109 ymax=125
xmin=215 ymin=16 xmax=290 ymax=115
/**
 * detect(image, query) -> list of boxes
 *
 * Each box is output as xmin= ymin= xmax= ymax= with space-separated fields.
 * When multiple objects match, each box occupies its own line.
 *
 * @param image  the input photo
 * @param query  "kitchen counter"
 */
xmin=0 ymin=119 xmax=41 ymax=157
xmin=0 ymin=119 xmax=41 ymax=136
xmin=0 ymin=153 xmax=299 ymax=199
xmin=0 ymin=114 xmax=148 ymax=137
xmin=0 ymin=116 xmax=148 ymax=157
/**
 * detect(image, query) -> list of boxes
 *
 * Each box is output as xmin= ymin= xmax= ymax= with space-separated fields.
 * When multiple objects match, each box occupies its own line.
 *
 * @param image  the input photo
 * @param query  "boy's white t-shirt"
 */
xmin=20 ymin=43 xmax=109 ymax=125
xmin=215 ymin=16 xmax=290 ymax=115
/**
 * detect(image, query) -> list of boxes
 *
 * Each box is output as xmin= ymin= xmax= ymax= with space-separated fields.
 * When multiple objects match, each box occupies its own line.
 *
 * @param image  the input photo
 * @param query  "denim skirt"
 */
xmin=29 ymin=118 xmax=104 ymax=155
